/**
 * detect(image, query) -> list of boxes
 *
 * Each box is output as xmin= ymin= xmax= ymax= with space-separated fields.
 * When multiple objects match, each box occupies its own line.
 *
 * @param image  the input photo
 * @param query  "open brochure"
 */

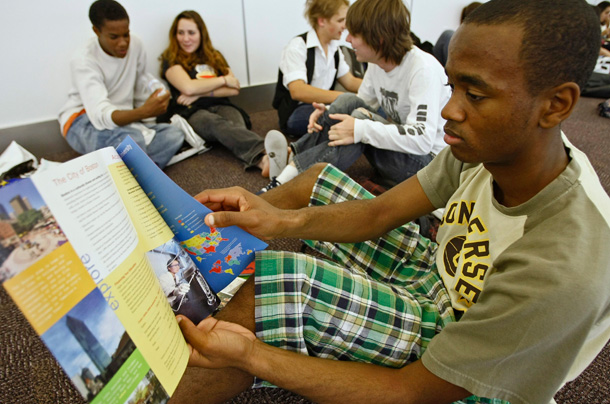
xmin=0 ymin=137 xmax=267 ymax=403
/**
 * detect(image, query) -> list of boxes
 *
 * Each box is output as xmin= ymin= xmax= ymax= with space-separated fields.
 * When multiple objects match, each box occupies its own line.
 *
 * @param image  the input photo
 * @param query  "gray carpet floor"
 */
xmin=1 ymin=96 xmax=609 ymax=403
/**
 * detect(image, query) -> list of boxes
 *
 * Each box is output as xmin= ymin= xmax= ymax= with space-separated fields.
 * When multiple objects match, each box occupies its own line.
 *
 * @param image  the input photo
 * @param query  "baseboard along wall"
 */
xmin=0 ymin=83 xmax=275 ymax=159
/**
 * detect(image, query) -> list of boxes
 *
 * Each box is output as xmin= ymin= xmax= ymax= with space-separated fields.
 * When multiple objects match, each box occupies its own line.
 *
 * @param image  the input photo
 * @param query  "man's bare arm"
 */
xmin=337 ymin=71 xmax=363 ymax=93
xmin=111 ymin=89 xmax=170 ymax=126
xmin=197 ymin=173 xmax=435 ymax=243
xmin=177 ymin=315 xmax=471 ymax=404
xmin=288 ymin=80 xmax=344 ymax=104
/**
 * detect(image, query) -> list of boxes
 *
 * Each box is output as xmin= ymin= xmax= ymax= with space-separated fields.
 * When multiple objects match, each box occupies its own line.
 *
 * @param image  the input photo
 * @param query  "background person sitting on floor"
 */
xmin=159 ymin=10 xmax=271 ymax=176
xmin=261 ymin=0 xmax=449 ymax=193
xmin=58 ymin=0 xmax=184 ymax=169
xmin=170 ymin=1 xmax=610 ymax=403
xmin=273 ymin=0 xmax=362 ymax=137
xmin=594 ymin=2 xmax=610 ymax=56
xmin=432 ymin=2 xmax=482 ymax=67
xmin=598 ymin=1 xmax=610 ymax=36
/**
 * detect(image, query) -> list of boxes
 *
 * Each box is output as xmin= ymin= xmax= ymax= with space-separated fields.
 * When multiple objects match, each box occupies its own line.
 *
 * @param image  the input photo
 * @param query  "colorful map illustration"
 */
xmin=179 ymin=227 xmax=254 ymax=277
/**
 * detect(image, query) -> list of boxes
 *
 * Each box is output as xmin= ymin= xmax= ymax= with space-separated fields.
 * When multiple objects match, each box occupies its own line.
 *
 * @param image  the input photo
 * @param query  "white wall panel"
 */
xmin=242 ymin=0 xmax=309 ymax=86
xmin=1 ymin=0 xmax=90 ymax=129
xmin=410 ymin=0 xmax=482 ymax=44
xmin=410 ymin=0 xmax=599 ymax=47
xmin=0 ymin=0 xmax=246 ymax=129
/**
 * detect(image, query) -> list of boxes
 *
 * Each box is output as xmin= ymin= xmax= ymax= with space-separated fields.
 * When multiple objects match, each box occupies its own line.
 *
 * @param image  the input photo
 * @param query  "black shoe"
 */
xmin=257 ymin=177 xmax=281 ymax=195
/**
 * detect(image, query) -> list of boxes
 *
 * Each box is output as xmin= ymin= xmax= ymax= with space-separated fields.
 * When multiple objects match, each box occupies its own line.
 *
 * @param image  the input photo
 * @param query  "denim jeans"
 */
xmin=66 ymin=114 xmax=184 ymax=169
xmin=187 ymin=105 xmax=264 ymax=168
xmin=286 ymin=103 xmax=315 ymax=137
xmin=291 ymin=93 xmax=434 ymax=187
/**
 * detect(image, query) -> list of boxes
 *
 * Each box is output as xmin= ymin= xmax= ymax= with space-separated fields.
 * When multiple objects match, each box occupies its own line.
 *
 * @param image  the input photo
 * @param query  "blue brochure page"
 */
xmin=115 ymin=137 xmax=267 ymax=294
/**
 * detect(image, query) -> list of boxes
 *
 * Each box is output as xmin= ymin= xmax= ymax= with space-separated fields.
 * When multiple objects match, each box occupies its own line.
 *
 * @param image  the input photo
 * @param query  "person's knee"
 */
xmin=189 ymin=109 xmax=218 ymax=125
xmin=215 ymin=106 xmax=246 ymax=127
xmin=159 ymin=124 xmax=185 ymax=145
xmin=308 ymin=163 xmax=329 ymax=178
xmin=105 ymin=126 xmax=144 ymax=149
xmin=125 ymin=132 xmax=147 ymax=150
xmin=350 ymin=107 xmax=374 ymax=120
xmin=329 ymin=93 xmax=365 ymax=114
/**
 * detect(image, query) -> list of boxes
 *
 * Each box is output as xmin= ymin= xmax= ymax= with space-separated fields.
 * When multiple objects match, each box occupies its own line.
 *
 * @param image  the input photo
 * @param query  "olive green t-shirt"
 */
xmin=418 ymin=138 xmax=610 ymax=404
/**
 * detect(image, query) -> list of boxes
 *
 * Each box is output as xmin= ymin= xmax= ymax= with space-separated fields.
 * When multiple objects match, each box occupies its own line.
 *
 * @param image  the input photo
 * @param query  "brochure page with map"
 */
xmin=0 ymin=137 xmax=267 ymax=404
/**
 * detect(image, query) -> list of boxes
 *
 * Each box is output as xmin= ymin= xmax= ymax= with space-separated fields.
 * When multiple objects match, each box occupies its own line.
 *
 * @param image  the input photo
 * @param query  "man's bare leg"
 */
xmin=260 ymin=163 xmax=327 ymax=209
xmin=170 ymin=277 xmax=256 ymax=403
xmin=172 ymin=164 xmax=327 ymax=402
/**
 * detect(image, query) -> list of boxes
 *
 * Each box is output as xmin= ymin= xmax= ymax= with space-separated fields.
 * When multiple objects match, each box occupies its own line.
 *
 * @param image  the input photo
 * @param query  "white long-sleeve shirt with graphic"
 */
xmin=58 ymin=35 xmax=152 ymax=131
xmin=354 ymin=46 xmax=450 ymax=156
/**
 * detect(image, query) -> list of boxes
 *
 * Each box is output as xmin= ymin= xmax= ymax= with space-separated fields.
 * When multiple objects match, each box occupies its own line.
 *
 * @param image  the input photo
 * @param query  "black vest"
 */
xmin=272 ymin=32 xmax=340 ymax=132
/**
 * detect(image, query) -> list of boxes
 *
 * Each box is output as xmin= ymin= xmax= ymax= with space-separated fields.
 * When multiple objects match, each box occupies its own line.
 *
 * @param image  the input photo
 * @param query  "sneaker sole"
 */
xmin=265 ymin=130 xmax=288 ymax=179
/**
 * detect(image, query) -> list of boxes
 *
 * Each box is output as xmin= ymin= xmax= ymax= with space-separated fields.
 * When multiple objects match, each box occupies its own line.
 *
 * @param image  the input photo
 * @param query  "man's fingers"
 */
xmin=207 ymin=211 xmax=274 ymax=240
xmin=205 ymin=210 xmax=245 ymax=228
xmin=307 ymin=123 xmax=323 ymax=133
xmin=195 ymin=188 xmax=250 ymax=209
xmin=329 ymin=113 xmax=349 ymax=121
xmin=205 ymin=210 xmax=256 ymax=230
xmin=202 ymin=201 xmax=234 ymax=212
xmin=177 ymin=315 xmax=200 ymax=345
xmin=176 ymin=316 xmax=216 ymax=367
xmin=158 ymin=91 xmax=170 ymax=101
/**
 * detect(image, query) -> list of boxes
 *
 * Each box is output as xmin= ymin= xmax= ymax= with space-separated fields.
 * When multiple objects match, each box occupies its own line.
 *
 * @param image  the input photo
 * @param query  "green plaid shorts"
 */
xmin=253 ymin=165 xmax=507 ymax=404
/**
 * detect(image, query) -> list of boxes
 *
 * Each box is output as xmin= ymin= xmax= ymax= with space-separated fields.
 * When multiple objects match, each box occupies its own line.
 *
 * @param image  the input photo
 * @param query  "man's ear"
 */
xmin=92 ymin=25 xmax=101 ymax=38
xmin=317 ymin=17 xmax=326 ymax=28
xmin=539 ymin=82 xmax=580 ymax=129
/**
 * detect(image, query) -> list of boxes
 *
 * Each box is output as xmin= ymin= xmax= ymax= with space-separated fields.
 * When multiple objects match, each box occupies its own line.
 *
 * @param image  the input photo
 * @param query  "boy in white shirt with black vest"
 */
xmin=274 ymin=0 xmax=362 ymax=137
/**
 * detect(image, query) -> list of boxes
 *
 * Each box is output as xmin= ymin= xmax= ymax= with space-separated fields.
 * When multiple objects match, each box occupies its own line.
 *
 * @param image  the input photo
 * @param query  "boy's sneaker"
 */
xmin=257 ymin=177 xmax=282 ymax=195
xmin=265 ymin=130 xmax=288 ymax=178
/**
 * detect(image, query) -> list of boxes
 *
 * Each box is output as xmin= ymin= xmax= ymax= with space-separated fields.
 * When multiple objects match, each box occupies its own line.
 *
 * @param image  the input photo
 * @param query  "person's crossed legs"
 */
xmin=259 ymin=94 xmax=377 ymax=193
xmin=171 ymin=164 xmax=455 ymax=404
xmin=66 ymin=114 xmax=184 ymax=168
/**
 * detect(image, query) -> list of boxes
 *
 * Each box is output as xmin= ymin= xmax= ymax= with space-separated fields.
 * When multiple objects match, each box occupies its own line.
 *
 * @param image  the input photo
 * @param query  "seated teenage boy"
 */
xmin=262 ymin=0 xmax=449 ymax=193
xmin=274 ymin=0 xmax=362 ymax=136
xmin=171 ymin=1 xmax=610 ymax=403
xmin=58 ymin=0 xmax=184 ymax=169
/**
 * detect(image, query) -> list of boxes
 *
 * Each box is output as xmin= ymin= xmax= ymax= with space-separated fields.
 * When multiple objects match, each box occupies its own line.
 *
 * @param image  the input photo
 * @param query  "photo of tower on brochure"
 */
xmin=40 ymin=288 xmax=159 ymax=403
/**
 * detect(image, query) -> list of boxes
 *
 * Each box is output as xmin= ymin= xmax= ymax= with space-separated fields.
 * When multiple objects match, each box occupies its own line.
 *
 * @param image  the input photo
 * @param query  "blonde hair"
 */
xmin=160 ymin=10 xmax=229 ymax=77
xmin=305 ymin=0 xmax=349 ymax=28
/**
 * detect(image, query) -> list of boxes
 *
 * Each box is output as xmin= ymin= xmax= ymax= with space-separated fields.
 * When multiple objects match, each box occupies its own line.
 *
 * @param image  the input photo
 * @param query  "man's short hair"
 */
xmin=89 ymin=0 xmax=129 ymax=29
xmin=460 ymin=2 xmax=482 ymax=24
xmin=592 ymin=4 xmax=602 ymax=19
xmin=304 ymin=0 xmax=349 ymax=28
xmin=463 ymin=0 xmax=599 ymax=94
xmin=597 ymin=1 xmax=610 ymax=13
xmin=346 ymin=0 xmax=413 ymax=65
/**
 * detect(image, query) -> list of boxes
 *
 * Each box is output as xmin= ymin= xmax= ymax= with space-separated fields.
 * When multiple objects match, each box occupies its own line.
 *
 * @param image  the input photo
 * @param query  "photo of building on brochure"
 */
xmin=0 ymin=178 xmax=172 ymax=404
xmin=0 ymin=178 xmax=68 ymax=282
xmin=40 ymin=288 xmax=169 ymax=404
xmin=147 ymin=238 xmax=220 ymax=324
